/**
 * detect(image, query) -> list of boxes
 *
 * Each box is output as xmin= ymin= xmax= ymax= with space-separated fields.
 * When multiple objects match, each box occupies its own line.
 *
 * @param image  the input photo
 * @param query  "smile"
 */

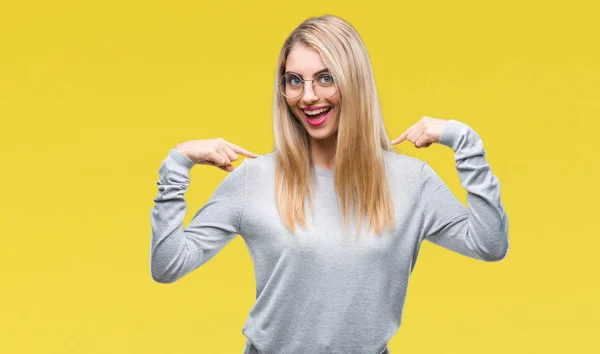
xmin=303 ymin=107 xmax=332 ymax=126
xmin=303 ymin=107 xmax=331 ymax=115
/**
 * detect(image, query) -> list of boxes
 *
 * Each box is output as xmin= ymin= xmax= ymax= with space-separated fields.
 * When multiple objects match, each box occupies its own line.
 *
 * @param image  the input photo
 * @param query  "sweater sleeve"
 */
xmin=419 ymin=120 xmax=509 ymax=262
xmin=149 ymin=148 xmax=247 ymax=283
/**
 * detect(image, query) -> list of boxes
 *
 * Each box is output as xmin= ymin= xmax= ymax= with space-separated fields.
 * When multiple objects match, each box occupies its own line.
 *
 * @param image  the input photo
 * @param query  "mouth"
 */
xmin=303 ymin=107 xmax=332 ymax=127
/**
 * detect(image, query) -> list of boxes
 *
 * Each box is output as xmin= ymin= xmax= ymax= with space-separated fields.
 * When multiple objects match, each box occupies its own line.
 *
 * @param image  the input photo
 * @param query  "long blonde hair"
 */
xmin=273 ymin=15 xmax=396 ymax=238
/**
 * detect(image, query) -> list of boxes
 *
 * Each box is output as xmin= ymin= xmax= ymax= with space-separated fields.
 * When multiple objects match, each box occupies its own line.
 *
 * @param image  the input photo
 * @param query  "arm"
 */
xmin=420 ymin=120 xmax=509 ymax=262
xmin=149 ymin=148 xmax=247 ymax=283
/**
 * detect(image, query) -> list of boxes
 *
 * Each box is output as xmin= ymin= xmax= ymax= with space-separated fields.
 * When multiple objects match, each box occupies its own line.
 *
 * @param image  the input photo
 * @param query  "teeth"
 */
xmin=304 ymin=107 xmax=330 ymax=115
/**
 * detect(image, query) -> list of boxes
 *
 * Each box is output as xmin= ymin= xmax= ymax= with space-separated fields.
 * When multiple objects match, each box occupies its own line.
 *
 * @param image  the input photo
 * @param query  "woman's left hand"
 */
xmin=390 ymin=116 xmax=449 ymax=148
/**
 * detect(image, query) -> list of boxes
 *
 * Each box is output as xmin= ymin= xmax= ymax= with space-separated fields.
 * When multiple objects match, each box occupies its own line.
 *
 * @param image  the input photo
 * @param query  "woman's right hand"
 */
xmin=174 ymin=138 xmax=259 ymax=172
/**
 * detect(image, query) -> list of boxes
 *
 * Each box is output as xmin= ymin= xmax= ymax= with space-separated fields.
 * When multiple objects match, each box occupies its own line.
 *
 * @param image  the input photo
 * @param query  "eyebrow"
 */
xmin=284 ymin=68 xmax=330 ymax=78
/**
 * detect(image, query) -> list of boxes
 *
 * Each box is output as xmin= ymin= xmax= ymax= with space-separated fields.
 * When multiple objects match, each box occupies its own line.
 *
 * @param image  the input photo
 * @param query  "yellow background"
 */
xmin=1 ymin=0 xmax=598 ymax=353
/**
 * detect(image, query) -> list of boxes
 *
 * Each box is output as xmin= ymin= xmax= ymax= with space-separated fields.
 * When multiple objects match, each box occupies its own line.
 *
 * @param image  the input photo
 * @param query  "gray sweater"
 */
xmin=149 ymin=119 xmax=509 ymax=354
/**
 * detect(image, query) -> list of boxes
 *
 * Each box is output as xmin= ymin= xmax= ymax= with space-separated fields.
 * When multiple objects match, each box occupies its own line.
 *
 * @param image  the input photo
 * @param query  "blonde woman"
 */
xmin=150 ymin=15 xmax=509 ymax=354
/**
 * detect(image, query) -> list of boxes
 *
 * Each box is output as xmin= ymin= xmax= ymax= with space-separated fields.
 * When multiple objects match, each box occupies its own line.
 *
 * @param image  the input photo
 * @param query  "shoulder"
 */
xmin=382 ymin=149 xmax=425 ymax=173
xmin=381 ymin=150 xmax=427 ymax=195
xmin=239 ymin=151 xmax=276 ymax=176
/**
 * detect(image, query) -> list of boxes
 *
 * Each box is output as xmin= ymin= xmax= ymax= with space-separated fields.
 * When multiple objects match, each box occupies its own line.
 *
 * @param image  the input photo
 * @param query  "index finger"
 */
xmin=224 ymin=141 xmax=259 ymax=158
xmin=391 ymin=131 xmax=408 ymax=145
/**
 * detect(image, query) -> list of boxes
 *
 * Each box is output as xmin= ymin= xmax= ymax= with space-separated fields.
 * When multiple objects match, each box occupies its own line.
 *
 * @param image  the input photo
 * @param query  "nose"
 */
xmin=302 ymin=81 xmax=318 ymax=104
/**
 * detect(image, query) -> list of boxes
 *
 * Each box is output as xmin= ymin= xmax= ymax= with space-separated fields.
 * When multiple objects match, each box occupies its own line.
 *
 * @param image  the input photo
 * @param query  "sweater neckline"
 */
xmin=314 ymin=165 xmax=334 ymax=177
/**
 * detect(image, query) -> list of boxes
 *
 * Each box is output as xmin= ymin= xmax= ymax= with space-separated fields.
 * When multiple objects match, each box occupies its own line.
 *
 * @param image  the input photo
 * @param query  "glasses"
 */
xmin=278 ymin=72 xmax=338 ymax=99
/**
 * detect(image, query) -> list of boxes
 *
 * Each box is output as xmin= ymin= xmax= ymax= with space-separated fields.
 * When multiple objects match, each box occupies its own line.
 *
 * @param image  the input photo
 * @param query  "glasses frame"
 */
xmin=278 ymin=72 xmax=338 ymax=99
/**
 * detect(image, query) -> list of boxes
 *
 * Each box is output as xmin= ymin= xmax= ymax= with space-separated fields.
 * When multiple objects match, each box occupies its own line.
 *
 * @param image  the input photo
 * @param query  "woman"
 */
xmin=149 ymin=15 xmax=509 ymax=354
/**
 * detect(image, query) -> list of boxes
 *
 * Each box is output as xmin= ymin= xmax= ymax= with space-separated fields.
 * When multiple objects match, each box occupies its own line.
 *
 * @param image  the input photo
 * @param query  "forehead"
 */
xmin=285 ymin=44 xmax=326 ymax=74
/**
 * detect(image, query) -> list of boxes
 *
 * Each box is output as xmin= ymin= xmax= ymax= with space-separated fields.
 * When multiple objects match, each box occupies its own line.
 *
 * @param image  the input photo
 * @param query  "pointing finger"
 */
xmin=225 ymin=141 xmax=259 ymax=158
xmin=222 ymin=145 xmax=239 ymax=162
xmin=391 ymin=131 xmax=408 ymax=144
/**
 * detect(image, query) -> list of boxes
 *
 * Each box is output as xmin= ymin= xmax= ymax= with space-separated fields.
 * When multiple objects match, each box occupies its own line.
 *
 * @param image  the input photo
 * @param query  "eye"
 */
xmin=286 ymin=75 xmax=303 ymax=86
xmin=318 ymin=74 xmax=334 ymax=84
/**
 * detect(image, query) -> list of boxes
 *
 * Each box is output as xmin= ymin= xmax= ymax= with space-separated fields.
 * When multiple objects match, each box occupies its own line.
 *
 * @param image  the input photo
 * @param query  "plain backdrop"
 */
xmin=1 ymin=0 xmax=598 ymax=353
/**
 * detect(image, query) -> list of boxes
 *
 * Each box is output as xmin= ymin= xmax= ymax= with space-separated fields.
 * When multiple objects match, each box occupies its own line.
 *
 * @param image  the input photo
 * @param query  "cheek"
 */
xmin=330 ymin=98 xmax=341 ymax=115
xmin=328 ymin=93 xmax=341 ymax=108
xmin=286 ymin=98 xmax=298 ymax=111
xmin=286 ymin=96 xmax=300 ymax=105
xmin=287 ymin=100 xmax=302 ymax=114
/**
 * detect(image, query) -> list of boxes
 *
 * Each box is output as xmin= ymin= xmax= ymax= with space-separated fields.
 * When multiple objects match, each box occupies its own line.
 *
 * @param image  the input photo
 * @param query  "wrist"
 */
xmin=172 ymin=146 xmax=195 ymax=165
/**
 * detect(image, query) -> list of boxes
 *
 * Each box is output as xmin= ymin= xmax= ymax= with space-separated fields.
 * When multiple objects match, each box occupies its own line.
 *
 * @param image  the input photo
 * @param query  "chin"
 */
xmin=307 ymin=129 xmax=338 ymax=141
xmin=309 ymin=132 xmax=333 ymax=140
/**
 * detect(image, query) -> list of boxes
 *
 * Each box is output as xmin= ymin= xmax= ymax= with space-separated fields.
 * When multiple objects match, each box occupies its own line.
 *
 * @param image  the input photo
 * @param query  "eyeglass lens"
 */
xmin=279 ymin=73 xmax=337 ymax=99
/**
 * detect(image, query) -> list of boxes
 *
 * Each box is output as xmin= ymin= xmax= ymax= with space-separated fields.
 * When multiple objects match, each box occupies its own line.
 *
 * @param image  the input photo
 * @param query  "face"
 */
xmin=284 ymin=44 xmax=341 ymax=142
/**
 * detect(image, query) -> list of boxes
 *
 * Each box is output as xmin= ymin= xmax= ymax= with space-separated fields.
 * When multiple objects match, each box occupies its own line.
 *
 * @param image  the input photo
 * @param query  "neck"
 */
xmin=309 ymin=135 xmax=337 ymax=170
